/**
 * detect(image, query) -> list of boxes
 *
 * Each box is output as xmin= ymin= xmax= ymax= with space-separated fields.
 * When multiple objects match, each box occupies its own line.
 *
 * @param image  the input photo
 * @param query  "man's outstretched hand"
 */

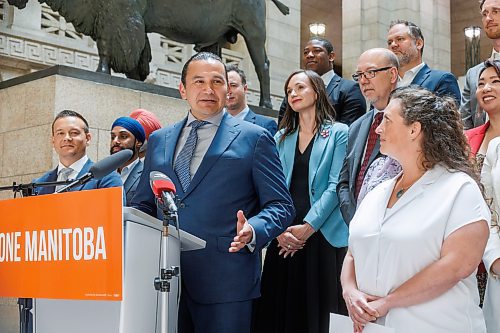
xmin=229 ymin=210 xmax=253 ymax=252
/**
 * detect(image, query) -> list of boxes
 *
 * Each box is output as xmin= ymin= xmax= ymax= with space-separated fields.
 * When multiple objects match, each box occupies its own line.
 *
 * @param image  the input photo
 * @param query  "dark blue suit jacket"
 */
xmin=132 ymin=113 xmax=294 ymax=304
xmin=123 ymin=159 xmax=143 ymax=206
xmin=411 ymin=64 xmax=461 ymax=106
xmin=33 ymin=159 xmax=122 ymax=195
xmin=243 ymin=109 xmax=277 ymax=136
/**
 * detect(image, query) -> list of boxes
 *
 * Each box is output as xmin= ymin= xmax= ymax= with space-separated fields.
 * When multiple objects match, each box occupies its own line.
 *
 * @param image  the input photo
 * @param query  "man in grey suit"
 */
xmin=110 ymin=116 xmax=146 ymax=206
xmin=337 ymin=48 xmax=399 ymax=224
xmin=387 ymin=20 xmax=461 ymax=105
xmin=460 ymin=0 xmax=500 ymax=129
xmin=226 ymin=64 xmax=277 ymax=135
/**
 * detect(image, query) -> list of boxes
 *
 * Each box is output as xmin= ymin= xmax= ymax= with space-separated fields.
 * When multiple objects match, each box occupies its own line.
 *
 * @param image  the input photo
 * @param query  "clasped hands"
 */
xmin=276 ymin=223 xmax=315 ymax=258
xmin=343 ymin=288 xmax=390 ymax=333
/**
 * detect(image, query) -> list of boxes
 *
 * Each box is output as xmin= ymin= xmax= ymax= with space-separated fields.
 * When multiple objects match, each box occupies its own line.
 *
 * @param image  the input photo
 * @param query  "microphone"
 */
xmin=90 ymin=149 xmax=133 ymax=179
xmin=149 ymin=171 xmax=178 ymax=213
xmin=56 ymin=149 xmax=133 ymax=192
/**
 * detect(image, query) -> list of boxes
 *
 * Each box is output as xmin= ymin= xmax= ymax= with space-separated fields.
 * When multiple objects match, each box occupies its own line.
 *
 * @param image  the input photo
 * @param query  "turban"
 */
xmin=111 ymin=117 xmax=146 ymax=143
xmin=130 ymin=109 xmax=162 ymax=140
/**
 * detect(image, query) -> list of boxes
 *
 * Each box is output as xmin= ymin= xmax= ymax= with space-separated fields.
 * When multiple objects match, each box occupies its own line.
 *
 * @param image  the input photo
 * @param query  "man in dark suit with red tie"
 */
xmin=337 ymin=48 xmax=399 ymax=224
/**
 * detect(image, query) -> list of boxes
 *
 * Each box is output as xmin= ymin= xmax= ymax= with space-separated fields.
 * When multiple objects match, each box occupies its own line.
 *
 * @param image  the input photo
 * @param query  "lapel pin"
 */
xmin=320 ymin=129 xmax=330 ymax=138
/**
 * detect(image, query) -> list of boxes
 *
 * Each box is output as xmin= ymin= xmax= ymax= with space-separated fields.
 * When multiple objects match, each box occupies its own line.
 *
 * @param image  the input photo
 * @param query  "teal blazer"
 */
xmin=275 ymin=122 xmax=349 ymax=247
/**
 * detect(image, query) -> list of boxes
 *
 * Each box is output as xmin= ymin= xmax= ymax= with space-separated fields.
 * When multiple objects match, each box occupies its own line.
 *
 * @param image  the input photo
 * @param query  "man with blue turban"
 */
xmin=110 ymin=116 xmax=146 ymax=206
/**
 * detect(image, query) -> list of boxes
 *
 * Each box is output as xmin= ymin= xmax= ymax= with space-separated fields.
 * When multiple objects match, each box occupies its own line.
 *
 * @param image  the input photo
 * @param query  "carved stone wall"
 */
xmin=0 ymin=0 xmax=300 ymax=109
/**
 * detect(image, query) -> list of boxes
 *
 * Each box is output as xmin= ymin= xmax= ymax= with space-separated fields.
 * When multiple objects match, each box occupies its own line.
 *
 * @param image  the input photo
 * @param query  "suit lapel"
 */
xmin=37 ymin=168 xmax=58 ymax=195
xmin=71 ymin=159 xmax=93 ymax=191
xmin=76 ymin=159 xmax=92 ymax=178
xmin=181 ymin=114 xmax=240 ymax=198
xmin=280 ymin=129 xmax=298 ymax=187
xmin=352 ymin=111 xmax=374 ymax=184
xmin=309 ymin=124 xmax=331 ymax=185
xmin=411 ymin=64 xmax=431 ymax=86
xmin=124 ymin=160 xmax=143 ymax=194
xmin=326 ymin=75 xmax=340 ymax=103
xmin=244 ymin=110 xmax=257 ymax=124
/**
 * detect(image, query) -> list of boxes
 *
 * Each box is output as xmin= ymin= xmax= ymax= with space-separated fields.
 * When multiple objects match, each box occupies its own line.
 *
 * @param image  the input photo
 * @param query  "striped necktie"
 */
xmin=174 ymin=120 xmax=209 ymax=192
xmin=56 ymin=167 xmax=74 ymax=192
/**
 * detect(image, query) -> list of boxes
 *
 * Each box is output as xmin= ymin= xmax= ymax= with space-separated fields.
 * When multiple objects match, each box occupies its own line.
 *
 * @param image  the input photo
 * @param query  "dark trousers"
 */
xmin=178 ymin=289 xmax=252 ymax=333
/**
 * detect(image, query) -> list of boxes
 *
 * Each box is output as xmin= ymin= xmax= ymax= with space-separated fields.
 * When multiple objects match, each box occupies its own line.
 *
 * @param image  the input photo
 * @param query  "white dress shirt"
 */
xmin=321 ymin=69 xmax=335 ymax=87
xmin=398 ymin=62 xmax=425 ymax=87
xmin=57 ymin=155 xmax=89 ymax=181
xmin=120 ymin=157 xmax=140 ymax=184
xmin=230 ymin=106 xmax=250 ymax=120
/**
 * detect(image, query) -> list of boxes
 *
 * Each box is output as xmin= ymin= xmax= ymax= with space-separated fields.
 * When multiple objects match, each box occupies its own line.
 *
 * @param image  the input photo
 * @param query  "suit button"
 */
xmin=311 ymin=189 xmax=315 ymax=195
xmin=179 ymin=202 xmax=186 ymax=209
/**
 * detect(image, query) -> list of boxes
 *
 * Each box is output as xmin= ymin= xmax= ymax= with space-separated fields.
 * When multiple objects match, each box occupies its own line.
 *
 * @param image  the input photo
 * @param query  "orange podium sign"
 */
xmin=0 ymin=187 xmax=122 ymax=301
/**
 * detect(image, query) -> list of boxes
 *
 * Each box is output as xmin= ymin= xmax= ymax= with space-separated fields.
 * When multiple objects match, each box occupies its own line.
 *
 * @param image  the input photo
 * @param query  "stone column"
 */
xmin=342 ymin=0 xmax=451 ymax=77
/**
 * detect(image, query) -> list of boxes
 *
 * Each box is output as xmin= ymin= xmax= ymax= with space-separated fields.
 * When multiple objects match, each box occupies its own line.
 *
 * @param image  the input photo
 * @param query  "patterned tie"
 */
xmin=355 ymin=112 xmax=383 ymax=199
xmin=174 ymin=120 xmax=209 ymax=192
xmin=56 ymin=167 xmax=74 ymax=192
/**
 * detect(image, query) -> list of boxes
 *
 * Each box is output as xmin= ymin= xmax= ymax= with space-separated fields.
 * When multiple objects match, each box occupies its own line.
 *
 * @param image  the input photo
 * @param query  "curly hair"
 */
xmin=388 ymin=86 xmax=479 ymax=184
xmin=279 ymin=70 xmax=335 ymax=142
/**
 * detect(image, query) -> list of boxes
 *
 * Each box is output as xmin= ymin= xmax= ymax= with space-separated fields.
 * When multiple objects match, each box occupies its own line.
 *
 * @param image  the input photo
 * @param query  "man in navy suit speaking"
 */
xmin=132 ymin=52 xmax=294 ymax=333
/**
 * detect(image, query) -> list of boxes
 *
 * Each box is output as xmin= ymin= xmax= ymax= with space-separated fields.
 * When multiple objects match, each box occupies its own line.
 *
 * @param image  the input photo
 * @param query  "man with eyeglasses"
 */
xmin=387 ymin=20 xmax=460 ymax=105
xmin=278 ymin=37 xmax=366 ymax=126
xmin=337 ymin=48 xmax=399 ymax=224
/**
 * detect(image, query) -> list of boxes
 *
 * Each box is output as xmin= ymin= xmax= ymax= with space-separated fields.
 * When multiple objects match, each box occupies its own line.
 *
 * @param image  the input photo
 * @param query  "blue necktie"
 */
xmin=174 ymin=120 xmax=209 ymax=192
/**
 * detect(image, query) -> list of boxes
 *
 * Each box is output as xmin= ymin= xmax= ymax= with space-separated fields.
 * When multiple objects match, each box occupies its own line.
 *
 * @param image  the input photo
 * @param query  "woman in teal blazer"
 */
xmin=253 ymin=70 xmax=349 ymax=333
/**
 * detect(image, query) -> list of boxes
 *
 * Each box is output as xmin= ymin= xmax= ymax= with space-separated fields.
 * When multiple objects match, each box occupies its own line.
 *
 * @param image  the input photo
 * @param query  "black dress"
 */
xmin=252 ymin=137 xmax=347 ymax=333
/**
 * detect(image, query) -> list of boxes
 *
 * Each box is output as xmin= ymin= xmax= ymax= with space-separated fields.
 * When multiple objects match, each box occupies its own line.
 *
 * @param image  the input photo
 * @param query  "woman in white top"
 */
xmin=473 ymin=60 xmax=500 ymax=333
xmin=481 ymin=137 xmax=500 ymax=333
xmin=341 ymin=86 xmax=491 ymax=333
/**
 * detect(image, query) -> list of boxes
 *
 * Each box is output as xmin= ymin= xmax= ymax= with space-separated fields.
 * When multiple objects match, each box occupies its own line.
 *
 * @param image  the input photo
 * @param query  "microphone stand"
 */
xmin=0 ymin=179 xmax=71 ymax=333
xmin=55 ymin=173 xmax=93 ymax=193
xmin=153 ymin=195 xmax=180 ymax=333
xmin=0 ymin=180 xmax=74 ymax=198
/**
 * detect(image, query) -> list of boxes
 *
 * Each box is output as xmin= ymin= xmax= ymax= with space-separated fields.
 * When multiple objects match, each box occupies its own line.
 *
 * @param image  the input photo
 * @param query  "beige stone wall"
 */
xmin=342 ymin=0 xmax=452 ymax=77
xmin=0 ymin=74 xmax=188 ymax=202
xmin=0 ymin=298 xmax=18 ymax=333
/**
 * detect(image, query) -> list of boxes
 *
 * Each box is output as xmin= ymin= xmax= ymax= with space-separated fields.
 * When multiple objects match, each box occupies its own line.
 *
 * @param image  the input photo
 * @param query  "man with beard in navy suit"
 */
xmin=387 ymin=20 xmax=461 ymax=105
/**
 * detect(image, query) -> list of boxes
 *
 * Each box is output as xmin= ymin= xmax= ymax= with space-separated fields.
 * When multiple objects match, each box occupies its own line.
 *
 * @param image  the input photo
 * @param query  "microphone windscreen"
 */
xmin=90 ymin=149 xmax=133 ymax=179
xmin=149 ymin=171 xmax=176 ymax=195
xmin=152 ymin=179 xmax=176 ymax=197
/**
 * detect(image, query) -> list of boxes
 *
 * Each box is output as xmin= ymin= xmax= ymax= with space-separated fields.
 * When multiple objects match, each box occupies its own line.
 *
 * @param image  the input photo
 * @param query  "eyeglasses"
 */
xmin=352 ymin=66 xmax=393 ymax=81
